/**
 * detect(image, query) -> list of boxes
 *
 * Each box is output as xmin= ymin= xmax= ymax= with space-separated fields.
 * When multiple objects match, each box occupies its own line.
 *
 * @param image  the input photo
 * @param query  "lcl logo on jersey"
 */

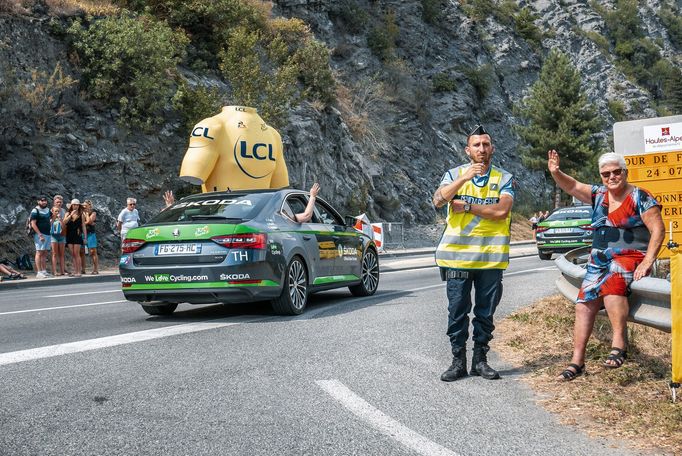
xmin=191 ymin=126 xmax=214 ymax=139
xmin=233 ymin=137 xmax=276 ymax=179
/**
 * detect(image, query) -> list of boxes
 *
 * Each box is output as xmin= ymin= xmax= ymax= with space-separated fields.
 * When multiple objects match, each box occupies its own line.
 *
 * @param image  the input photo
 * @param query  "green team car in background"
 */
xmin=535 ymin=205 xmax=594 ymax=260
xmin=119 ymin=189 xmax=379 ymax=316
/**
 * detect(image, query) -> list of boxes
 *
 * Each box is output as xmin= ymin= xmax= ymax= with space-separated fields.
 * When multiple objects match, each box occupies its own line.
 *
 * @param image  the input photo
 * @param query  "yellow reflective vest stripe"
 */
xmin=435 ymin=166 xmax=512 ymax=270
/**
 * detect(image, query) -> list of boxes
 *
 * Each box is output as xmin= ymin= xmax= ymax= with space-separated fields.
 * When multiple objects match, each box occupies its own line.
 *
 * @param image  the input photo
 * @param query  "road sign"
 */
xmin=614 ymin=115 xmax=682 ymax=258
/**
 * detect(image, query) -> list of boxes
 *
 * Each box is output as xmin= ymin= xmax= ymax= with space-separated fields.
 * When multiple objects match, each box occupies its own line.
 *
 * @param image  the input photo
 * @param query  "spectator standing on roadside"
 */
xmin=83 ymin=200 xmax=99 ymax=275
xmin=538 ymin=210 xmax=549 ymax=223
xmin=117 ymin=197 xmax=140 ymax=241
xmin=432 ymin=125 xmax=514 ymax=382
xmin=50 ymin=194 xmax=67 ymax=275
xmin=529 ymin=212 xmax=539 ymax=231
xmin=30 ymin=196 xmax=52 ymax=278
xmin=64 ymin=199 xmax=87 ymax=277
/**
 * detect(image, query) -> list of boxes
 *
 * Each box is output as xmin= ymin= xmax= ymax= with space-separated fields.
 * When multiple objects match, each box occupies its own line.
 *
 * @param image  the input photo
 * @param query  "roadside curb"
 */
xmin=0 ymin=272 xmax=119 ymax=290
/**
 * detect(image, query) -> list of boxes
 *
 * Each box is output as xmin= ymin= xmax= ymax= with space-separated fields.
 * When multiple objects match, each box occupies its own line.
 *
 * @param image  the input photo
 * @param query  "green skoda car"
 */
xmin=119 ymin=189 xmax=379 ymax=316
xmin=535 ymin=205 xmax=594 ymax=260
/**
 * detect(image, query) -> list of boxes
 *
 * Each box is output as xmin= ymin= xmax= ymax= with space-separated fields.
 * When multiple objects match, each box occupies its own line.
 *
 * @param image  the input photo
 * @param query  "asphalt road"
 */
xmin=0 ymin=255 xmax=637 ymax=456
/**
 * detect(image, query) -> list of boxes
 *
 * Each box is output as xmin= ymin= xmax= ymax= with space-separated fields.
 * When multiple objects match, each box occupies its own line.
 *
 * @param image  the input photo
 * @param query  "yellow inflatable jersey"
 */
xmin=179 ymin=106 xmax=289 ymax=192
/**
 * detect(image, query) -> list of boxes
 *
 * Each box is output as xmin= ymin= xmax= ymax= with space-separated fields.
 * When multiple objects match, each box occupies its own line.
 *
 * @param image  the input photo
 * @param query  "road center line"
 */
xmin=0 ymin=300 xmax=129 ymax=316
xmin=45 ymin=290 xmax=121 ymax=298
xmin=316 ymin=379 xmax=459 ymax=456
xmin=0 ymin=318 xmax=259 ymax=367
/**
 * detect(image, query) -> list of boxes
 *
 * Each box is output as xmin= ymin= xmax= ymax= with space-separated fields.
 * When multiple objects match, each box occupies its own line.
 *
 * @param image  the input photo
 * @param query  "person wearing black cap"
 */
xmin=432 ymin=125 xmax=515 ymax=381
xmin=30 ymin=196 xmax=53 ymax=278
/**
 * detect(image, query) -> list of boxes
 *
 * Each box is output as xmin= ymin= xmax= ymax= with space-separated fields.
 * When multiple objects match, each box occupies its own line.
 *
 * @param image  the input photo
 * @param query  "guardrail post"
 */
xmin=670 ymin=241 xmax=681 ymax=402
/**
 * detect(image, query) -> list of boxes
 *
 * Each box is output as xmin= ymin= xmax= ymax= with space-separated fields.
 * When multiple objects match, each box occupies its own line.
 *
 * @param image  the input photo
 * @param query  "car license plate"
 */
xmin=553 ymin=228 xmax=573 ymax=233
xmin=155 ymin=243 xmax=202 ymax=255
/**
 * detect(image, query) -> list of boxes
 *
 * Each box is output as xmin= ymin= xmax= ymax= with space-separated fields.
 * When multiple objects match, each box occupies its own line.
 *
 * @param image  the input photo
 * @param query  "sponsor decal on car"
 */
xmin=121 ymin=276 xmax=136 ymax=283
xmin=146 ymin=228 xmax=160 ymax=239
xmin=337 ymin=245 xmax=358 ymax=260
xmin=269 ymin=243 xmax=283 ymax=255
xmin=173 ymin=199 xmax=252 ymax=209
xmin=219 ymin=273 xmax=251 ymax=281
xmin=119 ymin=255 xmax=131 ymax=266
xmin=195 ymin=225 xmax=210 ymax=236
xmin=143 ymin=273 xmax=210 ymax=283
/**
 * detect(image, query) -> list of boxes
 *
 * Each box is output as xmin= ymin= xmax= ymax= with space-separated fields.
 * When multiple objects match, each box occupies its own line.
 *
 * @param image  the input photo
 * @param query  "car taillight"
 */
xmin=211 ymin=233 xmax=267 ymax=249
xmin=579 ymin=224 xmax=594 ymax=230
xmin=535 ymin=226 xmax=549 ymax=233
xmin=121 ymin=238 xmax=146 ymax=253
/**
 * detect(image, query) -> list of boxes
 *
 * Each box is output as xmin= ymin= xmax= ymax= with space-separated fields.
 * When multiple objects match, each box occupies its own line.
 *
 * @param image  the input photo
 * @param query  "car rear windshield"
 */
xmin=546 ymin=207 xmax=592 ymax=221
xmin=148 ymin=193 xmax=271 ymax=224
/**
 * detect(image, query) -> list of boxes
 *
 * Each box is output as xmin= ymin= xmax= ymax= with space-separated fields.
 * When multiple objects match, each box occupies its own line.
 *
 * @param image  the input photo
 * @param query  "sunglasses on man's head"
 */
xmin=600 ymin=168 xmax=624 ymax=178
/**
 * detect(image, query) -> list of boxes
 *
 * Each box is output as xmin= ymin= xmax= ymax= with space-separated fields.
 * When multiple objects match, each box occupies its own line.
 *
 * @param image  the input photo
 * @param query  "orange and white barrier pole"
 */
xmin=371 ymin=223 xmax=384 ymax=252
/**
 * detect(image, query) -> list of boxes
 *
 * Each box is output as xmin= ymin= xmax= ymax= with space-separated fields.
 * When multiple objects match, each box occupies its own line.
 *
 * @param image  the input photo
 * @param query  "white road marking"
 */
xmin=45 ymin=289 xmax=121 ymax=298
xmin=0 ymin=318 xmax=261 ymax=367
xmin=505 ymin=266 xmax=556 ymax=276
xmin=316 ymin=379 xmax=459 ymax=456
xmin=0 ymin=300 xmax=128 ymax=316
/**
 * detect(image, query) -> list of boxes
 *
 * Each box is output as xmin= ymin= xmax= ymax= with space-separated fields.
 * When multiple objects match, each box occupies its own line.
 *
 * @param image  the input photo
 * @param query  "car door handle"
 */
xmin=303 ymin=235 xmax=312 ymax=240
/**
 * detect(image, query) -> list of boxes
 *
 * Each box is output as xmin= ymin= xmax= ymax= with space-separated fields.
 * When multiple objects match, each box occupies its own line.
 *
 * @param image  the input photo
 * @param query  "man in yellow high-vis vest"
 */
xmin=432 ymin=125 xmax=514 ymax=382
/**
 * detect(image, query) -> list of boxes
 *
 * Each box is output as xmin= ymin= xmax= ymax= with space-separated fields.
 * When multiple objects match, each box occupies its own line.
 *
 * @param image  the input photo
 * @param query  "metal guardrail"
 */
xmin=555 ymin=247 xmax=672 ymax=333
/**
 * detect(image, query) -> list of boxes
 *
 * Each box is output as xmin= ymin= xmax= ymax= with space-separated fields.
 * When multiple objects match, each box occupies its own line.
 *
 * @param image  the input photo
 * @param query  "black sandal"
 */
xmin=603 ymin=347 xmax=627 ymax=368
xmin=558 ymin=363 xmax=585 ymax=382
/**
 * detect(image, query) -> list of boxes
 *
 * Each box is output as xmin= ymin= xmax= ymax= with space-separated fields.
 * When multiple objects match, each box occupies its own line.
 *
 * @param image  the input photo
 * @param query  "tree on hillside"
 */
xmin=516 ymin=50 xmax=603 ymax=208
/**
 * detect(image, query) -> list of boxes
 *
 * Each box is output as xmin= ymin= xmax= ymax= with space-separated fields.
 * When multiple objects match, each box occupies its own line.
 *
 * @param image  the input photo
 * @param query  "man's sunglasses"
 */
xmin=600 ymin=168 xmax=624 ymax=178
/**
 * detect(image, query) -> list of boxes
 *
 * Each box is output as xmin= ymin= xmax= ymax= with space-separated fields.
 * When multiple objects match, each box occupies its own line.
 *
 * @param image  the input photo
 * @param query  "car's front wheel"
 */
xmin=271 ymin=256 xmax=308 ymax=315
xmin=349 ymin=248 xmax=379 ymax=296
xmin=140 ymin=302 xmax=178 ymax=316
xmin=538 ymin=251 xmax=552 ymax=260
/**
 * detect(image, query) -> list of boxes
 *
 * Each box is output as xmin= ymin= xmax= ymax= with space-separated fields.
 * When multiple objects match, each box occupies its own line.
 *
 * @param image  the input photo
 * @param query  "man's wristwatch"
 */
xmin=463 ymin=203 xmax=471 ymax=213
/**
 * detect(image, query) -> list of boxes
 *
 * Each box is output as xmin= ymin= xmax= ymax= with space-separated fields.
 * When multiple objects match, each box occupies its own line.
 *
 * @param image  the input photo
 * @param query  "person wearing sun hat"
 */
xmin=63 ymin=198 xmax=87 ymax=277
xmin=432 ymin=124 xmax=515 ymax=382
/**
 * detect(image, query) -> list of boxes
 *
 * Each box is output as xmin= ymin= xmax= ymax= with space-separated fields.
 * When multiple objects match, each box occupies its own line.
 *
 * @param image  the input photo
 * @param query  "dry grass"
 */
xmin=45 ymin=0 xmax=119 ymax=16
xmin=336 ymin=77 xmax=391 ymax=158
xmin=511 ymin=213 xmax=533 ymax=241
xmin=496 ymin=295 xmax=680 ymax=454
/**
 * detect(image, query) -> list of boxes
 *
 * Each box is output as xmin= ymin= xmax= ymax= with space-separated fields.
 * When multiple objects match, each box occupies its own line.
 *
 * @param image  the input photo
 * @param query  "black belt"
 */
xmin=440 ymin=268 xmax=470 ymax=281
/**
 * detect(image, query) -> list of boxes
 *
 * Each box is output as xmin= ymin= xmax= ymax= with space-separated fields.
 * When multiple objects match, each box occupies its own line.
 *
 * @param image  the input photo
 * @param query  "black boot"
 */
xmin=441 ymin=348 xmax=467 ymax=382
xmin=470 ymin=344 xmax=500 ymax=380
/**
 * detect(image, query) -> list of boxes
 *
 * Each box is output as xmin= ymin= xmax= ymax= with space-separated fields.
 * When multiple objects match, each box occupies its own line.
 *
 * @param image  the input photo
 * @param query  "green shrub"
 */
xmin=333 ymin=1 xmax=369 ymax=34
xmin=131 ymin=0 xmax=269 ymax=67
xmin=515 ymin=7 xmax=543 ymax=48
xmin=367 ymin=10 xmax=399 ymax=61
xmin=432 ymin=72 xmax=456 ymax=92
xmin=460 ymin=0 xmax=495 ymax=22
xmin=68 ymin=14 xmax=188 ymax=130
xmin=293 ymin=39 xmax=336 ymax=104
xmin=462 ymin=64 xmax=492 ymax=99
xmin=421 ymin=0 xmax=445 ymax=25
xmin=659 ymin=7 xmax=682 ymax=49
xmin=218 ymin=27 xmax=298 ymax=127
xmin=607 ymin=99 xmax=627 ymax=121
xmin=171 ymin=81 xmax=225 ymax=132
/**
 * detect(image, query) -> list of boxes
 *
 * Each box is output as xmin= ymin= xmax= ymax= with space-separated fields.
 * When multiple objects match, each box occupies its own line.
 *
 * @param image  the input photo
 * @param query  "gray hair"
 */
xmin=598 ymin=152 xmax=627 ymax=170
xmin=127 ymin=197 xmax=137 ymax=205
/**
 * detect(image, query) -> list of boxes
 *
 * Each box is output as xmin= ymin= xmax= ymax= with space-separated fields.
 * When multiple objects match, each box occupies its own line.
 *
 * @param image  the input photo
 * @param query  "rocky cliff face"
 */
xmin=0 ymin=0 xmax=678 ymax=260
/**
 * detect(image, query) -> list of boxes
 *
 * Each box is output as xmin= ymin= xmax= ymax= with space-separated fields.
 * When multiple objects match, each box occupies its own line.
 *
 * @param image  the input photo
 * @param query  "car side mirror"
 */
xmin=344 ymin=216 xmax=357 ymax=227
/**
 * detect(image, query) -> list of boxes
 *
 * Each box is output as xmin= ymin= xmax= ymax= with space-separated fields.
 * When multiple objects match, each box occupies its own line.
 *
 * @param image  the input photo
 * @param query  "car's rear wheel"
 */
xmin=538 ymin=251 xmax=552 ymax=260
xmin=271 ymin=256 xmax=308 ymax=315
xmin=140 ymin=302 xmax=178 ymax=316
xmin=349 ymin=248 xmax=379 ymax=297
